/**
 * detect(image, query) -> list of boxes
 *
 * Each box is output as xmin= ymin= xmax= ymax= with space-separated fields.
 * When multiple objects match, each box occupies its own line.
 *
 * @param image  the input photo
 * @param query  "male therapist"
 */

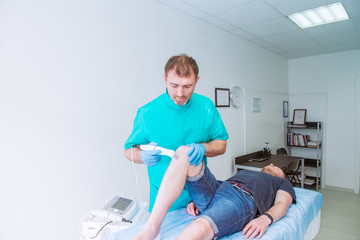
xmin=124 ymin=54 xmax=228 ymax=212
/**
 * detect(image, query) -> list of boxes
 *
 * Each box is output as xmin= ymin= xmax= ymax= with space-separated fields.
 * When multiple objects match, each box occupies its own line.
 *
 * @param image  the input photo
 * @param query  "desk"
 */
xmin=235 ymin=151 xmax=305 ymax=188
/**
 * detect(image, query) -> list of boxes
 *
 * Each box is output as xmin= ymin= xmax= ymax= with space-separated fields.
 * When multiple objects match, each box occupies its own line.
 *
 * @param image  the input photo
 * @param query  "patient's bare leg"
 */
xmin=177 ymin=218 xmax=214 ymax=240
xmin=133 ymin=146 xmax=202 ymax=240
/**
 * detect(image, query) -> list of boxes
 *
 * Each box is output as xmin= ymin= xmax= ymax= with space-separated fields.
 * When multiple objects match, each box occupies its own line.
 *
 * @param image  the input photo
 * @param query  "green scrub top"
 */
xmin=125 ymin=91 xmax=228 ymax=212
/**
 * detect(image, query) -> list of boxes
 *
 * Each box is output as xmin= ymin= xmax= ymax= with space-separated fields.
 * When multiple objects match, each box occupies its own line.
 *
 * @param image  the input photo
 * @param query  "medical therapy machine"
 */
xmin=80 ymin=196 xmax=148 ymax=240
xmin=80 ymin=144 xmax=177 ymax=240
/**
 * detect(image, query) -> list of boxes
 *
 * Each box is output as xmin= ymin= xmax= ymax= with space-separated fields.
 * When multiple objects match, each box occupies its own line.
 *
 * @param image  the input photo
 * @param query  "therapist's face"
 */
xmin=164 ymin=69 xmax=199 ymax=106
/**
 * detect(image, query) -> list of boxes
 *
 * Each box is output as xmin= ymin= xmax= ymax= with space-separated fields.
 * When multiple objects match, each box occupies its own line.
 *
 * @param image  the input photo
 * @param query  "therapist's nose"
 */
xmin=177 ymin=87 xmax=184 ymax=96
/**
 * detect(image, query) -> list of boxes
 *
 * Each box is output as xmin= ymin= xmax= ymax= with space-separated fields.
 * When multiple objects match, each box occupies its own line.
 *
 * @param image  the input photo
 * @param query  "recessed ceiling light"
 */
xmin=288 ymin=2 xmax=349 ymax=29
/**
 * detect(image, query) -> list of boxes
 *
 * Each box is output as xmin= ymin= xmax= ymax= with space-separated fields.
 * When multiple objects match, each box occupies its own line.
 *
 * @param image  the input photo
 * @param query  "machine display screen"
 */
xmin=111 ymin=197 xmax=131 ymax=211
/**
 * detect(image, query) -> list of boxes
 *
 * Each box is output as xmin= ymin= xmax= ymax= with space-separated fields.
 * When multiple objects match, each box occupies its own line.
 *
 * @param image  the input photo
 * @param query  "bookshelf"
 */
xmin=286 ymin=122 xmax=322 ymax=190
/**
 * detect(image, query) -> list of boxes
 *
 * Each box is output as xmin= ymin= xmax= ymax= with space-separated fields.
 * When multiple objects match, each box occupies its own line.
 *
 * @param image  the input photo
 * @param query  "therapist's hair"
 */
xmin=164 ymin=54 xmax=199 ymax=79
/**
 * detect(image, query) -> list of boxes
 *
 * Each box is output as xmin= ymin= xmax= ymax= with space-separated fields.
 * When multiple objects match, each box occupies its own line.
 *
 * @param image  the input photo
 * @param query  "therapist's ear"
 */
xmin=195 ymin=76 xmax=200 ymax=84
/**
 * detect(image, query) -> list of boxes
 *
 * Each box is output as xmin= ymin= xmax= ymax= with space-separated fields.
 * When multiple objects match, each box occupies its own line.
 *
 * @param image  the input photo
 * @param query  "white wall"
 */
xmin=288 ymin=50 xmax=360 ymax=192
xmin=0 ymin=1 xmax=288 ymax=240
xmin=356 ymin=76 xmax=360 ymax=193
xmin=244 ymin=89 xmax=289 ymax=154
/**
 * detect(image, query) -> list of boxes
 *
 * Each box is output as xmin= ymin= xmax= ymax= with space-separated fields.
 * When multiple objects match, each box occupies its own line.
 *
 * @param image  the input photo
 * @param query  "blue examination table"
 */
xmin=106 ymin=187 xmax=323 ymax=240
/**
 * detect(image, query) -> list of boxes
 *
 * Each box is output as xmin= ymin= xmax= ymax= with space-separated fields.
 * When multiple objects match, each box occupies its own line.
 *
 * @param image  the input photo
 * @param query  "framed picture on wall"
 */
xmin=251 ymin=98 xmax=261 ymax=112
xmin=292 ymin=109 xmax=307 ymax=125
xmin=215 ymin=88 xmax=230 ymax=107
xmin=283 ymin=101 xmax=289 ymax=117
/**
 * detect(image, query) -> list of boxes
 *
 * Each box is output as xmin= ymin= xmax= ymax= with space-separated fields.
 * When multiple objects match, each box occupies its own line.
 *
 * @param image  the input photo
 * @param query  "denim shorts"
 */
xmin=186 ymin=165 xmax=256 ymax=239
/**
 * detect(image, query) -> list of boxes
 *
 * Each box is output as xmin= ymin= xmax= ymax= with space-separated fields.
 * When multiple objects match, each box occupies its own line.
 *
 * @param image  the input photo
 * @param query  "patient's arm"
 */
xmin=242 ymin=190 xmax=293 ymax=239
xmin=186 ymin=202 xmax=199 ymax=217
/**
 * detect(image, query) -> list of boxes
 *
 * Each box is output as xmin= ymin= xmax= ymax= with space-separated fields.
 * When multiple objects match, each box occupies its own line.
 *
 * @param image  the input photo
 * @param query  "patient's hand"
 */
xmin=242 ymin=216 xmax=270 ymax=239
xmin=186 ymin=202 xmax=199 ymax=217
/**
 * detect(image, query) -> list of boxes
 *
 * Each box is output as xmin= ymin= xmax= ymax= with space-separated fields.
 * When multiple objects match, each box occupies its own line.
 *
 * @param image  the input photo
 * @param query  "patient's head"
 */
xmin=261 ymin=164 xmax=286 ymax=179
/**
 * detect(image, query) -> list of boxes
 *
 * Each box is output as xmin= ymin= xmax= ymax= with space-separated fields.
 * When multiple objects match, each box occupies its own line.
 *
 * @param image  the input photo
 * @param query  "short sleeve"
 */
xmin=279 ymin=179 xmax=297 ymax=204
xmin=210 ymin=104 xmax=229 ymax=141
xmin=124 ymin=108 xmax=148 ymax=149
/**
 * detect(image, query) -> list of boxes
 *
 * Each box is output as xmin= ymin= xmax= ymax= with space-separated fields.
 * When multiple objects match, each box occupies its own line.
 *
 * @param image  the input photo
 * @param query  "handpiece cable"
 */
xmin=131 ymin=147 xmax=149 ymax=217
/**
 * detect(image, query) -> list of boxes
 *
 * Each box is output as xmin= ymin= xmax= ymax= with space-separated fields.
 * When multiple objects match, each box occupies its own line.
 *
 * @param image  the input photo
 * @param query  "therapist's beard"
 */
xmin=173 ymin=99 xmax=188 ymax=105
xmin=173 ymin=96 xmax=189 ymax=106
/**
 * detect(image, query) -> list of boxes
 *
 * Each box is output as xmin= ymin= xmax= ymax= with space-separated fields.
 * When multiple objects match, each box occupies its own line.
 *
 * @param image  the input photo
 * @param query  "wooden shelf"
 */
xmin=290 ymin=176 xmax=321 ymax=190
xmin=287 ymin=144 xmax=321 ymax=148
xmin=287 ymin=122 xmax=322 ymax=129
xmin=304 ymin=158 xmax=321 ymax=167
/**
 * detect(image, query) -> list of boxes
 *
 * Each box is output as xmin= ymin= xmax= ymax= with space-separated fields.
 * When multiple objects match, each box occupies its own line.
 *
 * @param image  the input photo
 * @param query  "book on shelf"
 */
xmin=308 ymin=141 xmax=320 ymax=147
xmin=287 ymin=133 xmax=311 ymax=147
xmin=298 ymin=135 xmax=306 ymax=146
xmin=304 ymin=178 xmax=316 ymax=185
xmin=304 ymin=135 xmax=310 ymax=146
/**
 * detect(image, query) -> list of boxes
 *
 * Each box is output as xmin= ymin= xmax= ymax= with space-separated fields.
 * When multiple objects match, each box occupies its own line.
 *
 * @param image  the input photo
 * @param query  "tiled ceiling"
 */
xmin=156 ymin=0 xmax=360 ymax=59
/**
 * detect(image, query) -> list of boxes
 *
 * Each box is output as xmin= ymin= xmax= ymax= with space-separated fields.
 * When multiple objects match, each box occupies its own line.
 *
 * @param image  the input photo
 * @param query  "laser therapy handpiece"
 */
xmin=133 ymin=144 xmax=177 ymax=159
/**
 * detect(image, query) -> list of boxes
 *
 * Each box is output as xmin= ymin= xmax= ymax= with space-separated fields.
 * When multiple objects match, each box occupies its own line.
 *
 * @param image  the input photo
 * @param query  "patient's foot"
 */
xmin=132 ymin=226 xmax=160 ymax=240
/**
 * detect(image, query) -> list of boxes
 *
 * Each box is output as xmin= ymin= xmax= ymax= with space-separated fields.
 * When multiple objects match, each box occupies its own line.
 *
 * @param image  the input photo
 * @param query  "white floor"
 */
xmin=314 ymin=188 xmax=360 ymax=240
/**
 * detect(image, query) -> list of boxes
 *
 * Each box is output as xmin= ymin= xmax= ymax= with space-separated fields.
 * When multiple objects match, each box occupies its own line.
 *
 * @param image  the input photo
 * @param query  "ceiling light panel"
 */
xmin=288 ymin=2 xmax=349 ymax=28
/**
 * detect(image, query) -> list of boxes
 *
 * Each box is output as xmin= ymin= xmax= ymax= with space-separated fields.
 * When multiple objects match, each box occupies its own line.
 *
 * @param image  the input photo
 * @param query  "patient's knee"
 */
xmin=193 ymin=218 xmax=214 ymax=239
xmin=177 ymin=217 xmax=214 ymax=240
xmin=175 ymin=146 xmax=190 ymax=161
xmin=175 ymin=146 xmax=202 ymax=176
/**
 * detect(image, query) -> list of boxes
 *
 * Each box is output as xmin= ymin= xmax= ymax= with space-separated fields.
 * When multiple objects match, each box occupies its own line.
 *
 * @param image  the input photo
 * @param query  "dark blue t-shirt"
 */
xmin=226 ymin=170 xmax=296 ymax=215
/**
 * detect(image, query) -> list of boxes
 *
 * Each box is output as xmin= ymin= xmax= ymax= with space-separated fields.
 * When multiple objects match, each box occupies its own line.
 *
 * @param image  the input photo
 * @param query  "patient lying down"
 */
xmin=134 ymin=146 xmax=296 ymax=240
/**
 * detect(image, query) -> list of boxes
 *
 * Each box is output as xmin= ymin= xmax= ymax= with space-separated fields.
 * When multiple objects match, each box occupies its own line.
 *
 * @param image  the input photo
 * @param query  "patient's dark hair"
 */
xmin=261 ymin=165 xmax=286 ymax=179
xmin=164 ymin=54 xmax=199 ymax=79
